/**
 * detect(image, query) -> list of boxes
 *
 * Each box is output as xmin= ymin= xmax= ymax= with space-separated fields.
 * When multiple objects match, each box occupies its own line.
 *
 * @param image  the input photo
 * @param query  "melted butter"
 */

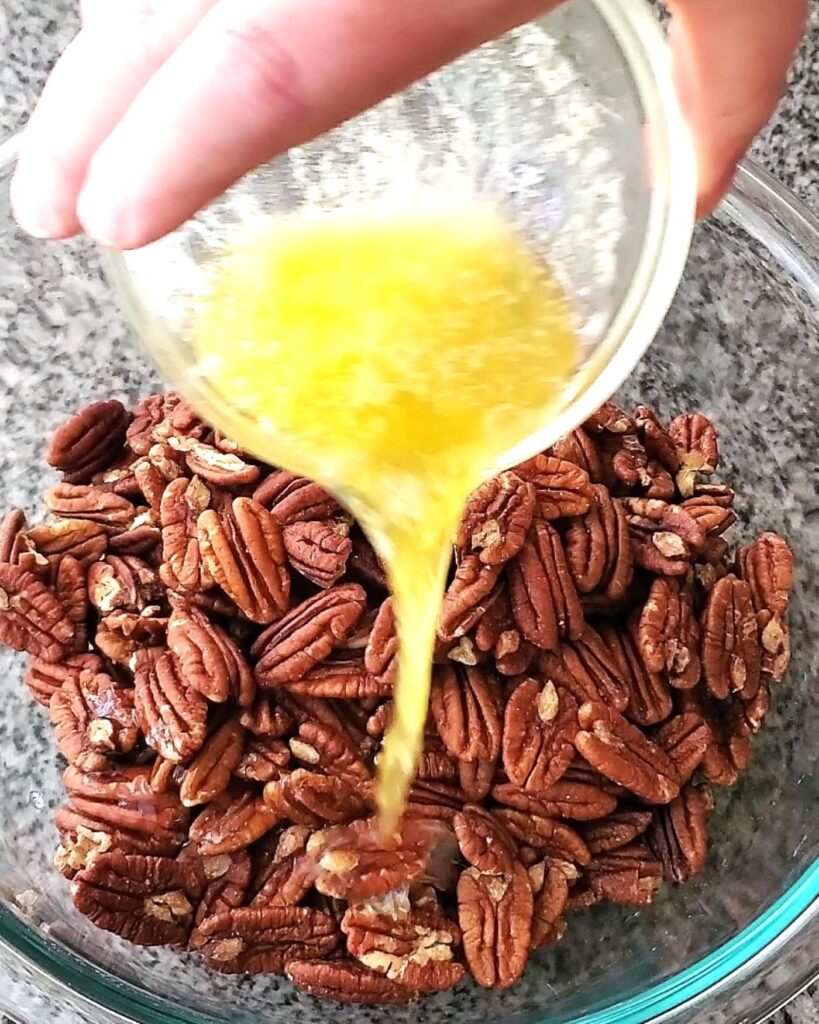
xmin=192 ymin=204 xmax=579 ymax=831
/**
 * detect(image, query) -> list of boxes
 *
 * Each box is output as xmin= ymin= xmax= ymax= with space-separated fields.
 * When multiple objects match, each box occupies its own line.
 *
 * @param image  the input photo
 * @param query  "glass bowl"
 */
xmin=106 ymin=0 xmax=697 ymax=471
xmin=1 ymin=28 xmax=818 ymax=1024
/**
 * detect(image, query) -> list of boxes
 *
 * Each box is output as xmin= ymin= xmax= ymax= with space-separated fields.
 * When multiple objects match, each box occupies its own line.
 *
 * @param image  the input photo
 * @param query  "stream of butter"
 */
xmin=192 ymin=204 xmax=578 ymax=831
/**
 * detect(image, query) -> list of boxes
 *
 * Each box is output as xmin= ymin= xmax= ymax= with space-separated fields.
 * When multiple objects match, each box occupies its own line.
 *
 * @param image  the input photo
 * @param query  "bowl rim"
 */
xmin=0 ymin=153 xmax=817 ymax=1024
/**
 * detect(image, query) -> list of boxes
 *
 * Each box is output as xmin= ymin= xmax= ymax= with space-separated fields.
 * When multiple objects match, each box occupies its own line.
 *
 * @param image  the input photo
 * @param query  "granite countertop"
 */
xmin=0 ymin=3 xmax=817 ymax=1023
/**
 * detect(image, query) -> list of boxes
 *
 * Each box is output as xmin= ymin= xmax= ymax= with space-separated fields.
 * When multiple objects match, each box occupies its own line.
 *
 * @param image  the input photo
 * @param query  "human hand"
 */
xmin=10 ymin=0 xmax=807 ymax=249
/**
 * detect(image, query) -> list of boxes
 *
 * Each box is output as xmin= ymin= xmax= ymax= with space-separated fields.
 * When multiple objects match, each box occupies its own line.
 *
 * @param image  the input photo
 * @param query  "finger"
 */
xmin=667 ymin=0 xmax=807 ymax=215
xmin=76 ymin=0 xmax=561 ymax=248
xmin=11 ymin=0 xmax=214 ymax=239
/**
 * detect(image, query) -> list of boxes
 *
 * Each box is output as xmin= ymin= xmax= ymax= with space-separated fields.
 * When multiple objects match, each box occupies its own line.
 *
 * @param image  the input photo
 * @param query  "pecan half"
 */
xmin=473 ymin=584 xmax=534 ymax=676
xmin=598 ymin=621 xmax=672 ymax=727
xmin=50 ymin=670 xmax=138 ymax=771
xmin=585 ymin=841 xmax=663 ymax=906
xmin=680 ymin=497 xmax=737 ymax=538
xmin=633 ymin=406 xmax=680 ymax=472
xmin=0 ymin=508 xmax=30 ymax=564
xmin=87 ymin=554 xmax=160 ymax=615
xmin=515 ymin=454 xmax=593 ymax=520
xmin=623 ymin=498 xmax=706 ymax=575
xmin=198 ymin=497 xmax=290 ymax=623
xmin=286 ymin=958 xmax=419 ymax=1005
xmin=159 ymin=476 xmax=213 ymax=592
xmin=253 ymin=585 xmax=366 ymax=685
xmin=438 ymin=555 xmax=502 ymax=642
xmin=134 ymin=651 xmax=208 ymax=763
xmin=457 ymin=471 xmax=536 ymax=565
xmin=457 ymin=757 xmax=497 ymax=802
xmin=528 ymin=862 xmax=569 ymax=949
xmin=653 ymin=711 xmax=712 ymax=785
xmin=502 ymin=677 xmax=578 ymax=791
xmin=492 ymin=779 xmax=617 ymax=822
xmin=44 ymin=482 xmax=138 ymax=534
xmin=25 ymin=518 xmax=108 ymax=573
xmin=0 ymin=564 xmax=74 ymax=661
xmin=167 ymin=603 xmax=254 ymax=706
xmin=538 ymin=626 xmax=629 ymax=713
xmin=636 ymin=577 xmax=701 ymax=689
xmin=647 ymin=783 xmax=713 ymax=883
xmin=191 ymin=790 xmax=280 ymax=856
xmin=737 ymin=532 xmax=794 ymax=618
xmin=196 ymin=905 xmax=339 ymax=974
xmin=548 ymin=427 xmax=602 ymax=482
xmin=265 ymin=769 xmax=369 ymax=826
xmin=239 ymin=696 xmax=293 ymax=738
xmin=179 ymin=716 xmax=246 ymax=806
xmin=453 ymin=805 xmax=517 ymax=873
xmin=126 ymin=393 xmax=205 ymax=456
xmin=253 ymin=471 xmax=339 ymax=524
xmin=288 ymin=720 xmax=371 ymax=783
xmin=72 ymin=851 xmax=202 ymax=946
xmin=492 ymin=809 xmax=590 ymax=865
xmin=234 ymin=735 xmax=291 ymax=783
xmin=166 ymin=435 xmax=260 ymax=487
xmin=574 ymin=702 xmax=680 ymax=804
xmin=47 ymin=400 xmax=129 ymax=484
xmin=429 ymin=664 xmax=503 ymax=763
xmin=580 ymin=811 xmax=653 ymax=854
xmin=584 ymin=401 xmax=634 ymax=436
xmin=508 ymin=521 xmax=584 ymax=650
xmin=186 ymin=849 xmax=253 ymax=949
xmin=667 ymin=413 xmax=719 ymax=495
xmin=457 ymin=861 xmax=533 ymax=990
xmin=54 ymin=554 xmax=89 ymax=653
xmin=598 ymin=432 xmax=651 ymax=492
xmin=25 ymin=652 xmax=103 ymax=707
xmin=364 ymin=597 xmax=398 ymax=685
xmin=283 ymin=520 xmax=352 ymax=588
xmin=249 ymin=831 xmax=313 ymax=909
xmin=95 ymin=609 xmax=166 ymax=669
xmin=702 ymin=575 xmax=761 ymax=700
xmin=281 ymin=657 xmax=389 ymax=698
xmin=343 ymin=903 xmax=464 ymax=992
xmin=564 ymin=485 xmax=633 ymax=600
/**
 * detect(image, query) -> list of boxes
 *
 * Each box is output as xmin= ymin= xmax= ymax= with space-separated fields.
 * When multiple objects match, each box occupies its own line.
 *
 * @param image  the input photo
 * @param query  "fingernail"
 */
xmin=76 ymin=174 xmax=138 ymax=249
xmin=9 ymin=160 xmax=77 ymax=239
xmin=696 ymin=163 xmax=739 ymax=219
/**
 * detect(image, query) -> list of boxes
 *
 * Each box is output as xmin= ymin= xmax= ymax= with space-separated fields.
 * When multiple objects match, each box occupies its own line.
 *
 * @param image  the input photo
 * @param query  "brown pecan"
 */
xmin=198 ymin=497 xmax=290 ymax=623
xmin=0 ymin=563 xmax=74 ymax=661
xmin=126 ymin=393 xmax=203 ymax=455
xmin=514 ymin=454 xmax=593 ymax=520
xmin=702 ymin=575 xmax=761 ymax=700
xmin=502 ymin=677 xmax=578 ymax=791
xmin=584 ymin=401 xmax=634 ymax=435
xmin=636 ymin=577 xmax=701 ymax=689
xmin=59 ymin=765 xmax=190 ymax=861
xmin=43 ymin=482 xmax=138 ymax=534
xmin=264 ymin=769 xmax=369 ymax=826
xmin=72 ymin=851 xmax=202 ymax=946
xmin=598 ymin=621 xmax=672 ymax=727
xmin=528 ymin=862 xmax=569 ymax=949
xmin=623 ymin=498 xmax=706 ymax=574
xmin=281 ymin=657 xmax=389 ymax=698
xmin=405 ymin=779 xmax=466 ymax=822
xmin=191 ymin=790 xmax=280 ymax=856
xmin=642 ymin=460 xmax=676 ymax=501
xmin=186 ymin=849 xmax=253 ymax=949
xmin=307 ymin=818 xmax=441 ymax=902
xmin=86 ymin=554 xmax=160 ymax=615
xmin=457 ymin=861 xmax=533 ymax=989
xmin=758 ymin=609 xmax=791 ymax=681
xmin=680 ymin=496 xmax=737 ymax=538
xmin=586 ymin=841 xmax=663 ymax=906
xmin=159 ymin=476 xmax=213 ymax=592
xmin=134 ymin=651 xmax=208 ymax=763
xmin=492 ymin=809 xmax=590 ymax=865
xmin=438 ymin=555 xmax=502 ymax=642
xmin=653 ymin=712 xmax=712 ymax=785
xmin=179 ymin=717 xmax=246 ymax=806
xmin=364 ymin=597 xmax=398 ymax=685
xmin=633 ymin=406 xmax=680 ymax=472
xmin=564 ymin=485 xmax=633 ymax=600
xmin=288 ymin=720 xmax=371 ymax=783
xmin=538 ymin=626 xmax=629 ymax=713
xmin=457 ymin=757 xmax=497 ymax=801
xmin=346 ymin=529 xmax=389 ymax=591
xmin=456 ymin=471 xmax=535 ymax=565
xmin=95 ymin=610 xmax=166 ymax=668
xmin=167 ymin=603 xmax=254 ymax=706
xmin=598 ymin=432 xmax=651 ymax=492
xmin=25 ymin=518 xmax=108 ymax=573
xmin=429 ymin=664 xmax=503 ymax=762
xmin=54 ymin=554 xmax=89 ymax=653
xmin=25 ymin=652 xmax=103 ymax=707
xmin=196 ymin=905 xmax=339 ymax=974
xmin=738 ymin=532 xmax=794 ymax=618
xmin=234 ymin=735 xmax=291 ymax=783
xmin=239 ymin=696 xmax=293 ymax=738
xmin=416 ymin=737 xmax=458 ymax=783
xmin=492 ymin=779 xmax=617 ymax=822
xmin=252 ymin=585 xmax=366 ymax=685
xmin=580 ymin=811 xmax=653 ymax=854
xmin=282 ymin=521 xmax=352 ymax=589
xmin=454 ymin=805 xmax=517 ymax=873
xmin=648 ymin=782 xmax=713 ymax=883
xmin=287 ymin=958 xmax=419 ymax=1005
xmin=0 ymin=508 xmax=30 ymax=564
xmin=473 ymin=584 xmax=534 ymax=676
xmin=132 ymin=443 xmax=185 ymax=510
xmin=508 ymin=521 xmax=584 ymax=650
xmin=668 ymin=413 xmax=719 ymax=495
xmin=548 ymin=427 xmax=602 ymax=481
xmin=575 ymin=702 xmax=680 ymax=804
xmin=47 ymin=400 xmax=129 ymax=483
xmin=342 ymin=903 xmax=464 ymax=991
xmin=249 ymin=830 xmax=313 ymax=908
xmin=50 ymin=670 xmax=138 ymax=771
xmin=108 ymin=510 xmax=161 ymax=556
xmin=166 ymin=435 xmax=260 ymax=487
xmin=253 ymin=471 xmax=339 ymax=523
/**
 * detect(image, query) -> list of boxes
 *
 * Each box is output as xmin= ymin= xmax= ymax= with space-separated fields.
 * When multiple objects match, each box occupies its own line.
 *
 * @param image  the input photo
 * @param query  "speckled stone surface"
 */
xmin=0 ymin=4 xmax=817 ymax=1024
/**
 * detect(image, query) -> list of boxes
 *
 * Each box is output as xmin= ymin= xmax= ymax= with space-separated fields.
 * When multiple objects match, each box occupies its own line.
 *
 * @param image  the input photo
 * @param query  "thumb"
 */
xmin=667 ymin=0 xmax=807 ymax=215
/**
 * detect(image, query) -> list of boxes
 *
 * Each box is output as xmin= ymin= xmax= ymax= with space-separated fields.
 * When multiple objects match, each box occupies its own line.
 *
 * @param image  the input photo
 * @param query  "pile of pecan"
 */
xmin=0 ymin=392 xmax=795 ymax=1005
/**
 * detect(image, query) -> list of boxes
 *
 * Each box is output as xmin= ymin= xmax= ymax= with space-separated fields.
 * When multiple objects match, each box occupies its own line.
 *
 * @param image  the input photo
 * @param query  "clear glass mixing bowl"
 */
xmin=1 ymin=7 xmax=818 ymax=1024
